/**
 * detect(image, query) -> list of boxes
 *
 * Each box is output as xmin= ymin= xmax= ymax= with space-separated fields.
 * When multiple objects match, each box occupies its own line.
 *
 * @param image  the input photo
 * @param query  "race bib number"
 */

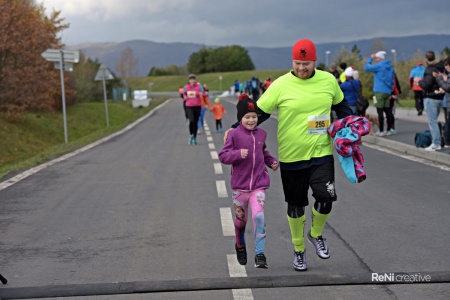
xmin=187 ymin=91 xmax=196 ymax=98
xmin=307 ymin=114 xmax=330 ymax=134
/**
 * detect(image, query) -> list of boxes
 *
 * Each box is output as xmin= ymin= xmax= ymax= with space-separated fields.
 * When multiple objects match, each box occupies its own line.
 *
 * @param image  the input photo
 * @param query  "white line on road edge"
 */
xmin=210 ymin=151 xmax=219 ymax=160
xmin=220 ymin=207 xmax=234 ymax=236
xmin=208 ymin=143 xmax=215 ymax=150
xmin=216 ymin=180 xmax=228 ymax=198
xmin=227 ymin=255 xmax=254 ymax=300
xmin=214 ymin=163 xmax=223 ymax=174
xmin=0 ymin=100 xmax=171 ymax=191
xmin=207 ymin=136 xmax=213 ymax=142
xmin=363 ymin=143 xmax=450 ymax=171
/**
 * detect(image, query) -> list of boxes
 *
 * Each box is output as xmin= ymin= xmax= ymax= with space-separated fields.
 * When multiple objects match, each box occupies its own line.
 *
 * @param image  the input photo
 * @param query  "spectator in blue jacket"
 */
xmin=364 ymin=51 xmax=395 ymax=136
xmin=340 ymin=67 xmax=360 ymax=115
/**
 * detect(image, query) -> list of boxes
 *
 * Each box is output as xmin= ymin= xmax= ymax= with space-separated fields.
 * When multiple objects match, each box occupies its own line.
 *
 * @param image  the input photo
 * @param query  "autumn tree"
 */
xmin=115 ymin=47 xmax=138 ymax=87
xmin=0 ymin=0 xmax=68 ymax=117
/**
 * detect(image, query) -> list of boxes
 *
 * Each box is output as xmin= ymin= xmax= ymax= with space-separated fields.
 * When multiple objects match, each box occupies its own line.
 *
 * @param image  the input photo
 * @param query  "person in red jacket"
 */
xmin=183 ymin=74 xmax=204 ymax=145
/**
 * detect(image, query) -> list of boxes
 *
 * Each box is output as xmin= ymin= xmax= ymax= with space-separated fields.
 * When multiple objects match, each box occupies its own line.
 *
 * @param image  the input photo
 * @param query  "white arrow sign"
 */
xmin=41 ymin=49 xmax=80 ymax=63
xmin=95 ymin=64 xmax=114 ymax=81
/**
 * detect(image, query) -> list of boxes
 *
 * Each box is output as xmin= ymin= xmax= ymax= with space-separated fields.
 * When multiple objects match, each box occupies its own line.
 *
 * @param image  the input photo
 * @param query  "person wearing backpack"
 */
xmin=409 ymin=62 xmax=425 ymax=115
xmin=433 ymin=56 xmax=450 ymax=147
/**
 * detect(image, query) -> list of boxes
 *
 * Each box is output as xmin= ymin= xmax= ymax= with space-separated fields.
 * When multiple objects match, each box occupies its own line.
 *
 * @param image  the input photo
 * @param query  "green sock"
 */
xmin=310 ymin=207 xmax=330 ymax=238
xmin=287 ymin=214 xmax=306 ymax=252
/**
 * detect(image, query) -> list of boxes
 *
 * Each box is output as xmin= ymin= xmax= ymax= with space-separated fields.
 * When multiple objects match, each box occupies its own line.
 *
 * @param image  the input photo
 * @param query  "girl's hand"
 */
xmin=271 ymin=162 xmax=279 ymax=171
xmin=241 ymin=149 xmax=248 ymax=158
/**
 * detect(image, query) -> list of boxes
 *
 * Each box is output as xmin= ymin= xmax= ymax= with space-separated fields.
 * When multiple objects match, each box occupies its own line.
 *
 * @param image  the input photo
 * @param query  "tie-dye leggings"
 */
xmin=232 ymin=189 xmax=266 ymax=255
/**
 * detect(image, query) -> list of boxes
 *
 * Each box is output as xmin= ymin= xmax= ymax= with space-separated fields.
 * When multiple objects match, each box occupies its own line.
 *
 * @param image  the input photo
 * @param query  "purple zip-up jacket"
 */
xmin=219 ymin=125 xmax=277 ymax=191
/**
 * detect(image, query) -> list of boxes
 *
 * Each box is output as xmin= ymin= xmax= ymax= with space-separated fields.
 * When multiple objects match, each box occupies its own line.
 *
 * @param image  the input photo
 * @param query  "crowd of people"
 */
xmin=325 ymin=49 xmax=449 ymax=150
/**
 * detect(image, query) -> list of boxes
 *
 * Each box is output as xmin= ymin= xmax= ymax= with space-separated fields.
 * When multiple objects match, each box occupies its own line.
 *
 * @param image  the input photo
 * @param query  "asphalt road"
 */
xmin=0 ymin=97 xmax=449 ymax=300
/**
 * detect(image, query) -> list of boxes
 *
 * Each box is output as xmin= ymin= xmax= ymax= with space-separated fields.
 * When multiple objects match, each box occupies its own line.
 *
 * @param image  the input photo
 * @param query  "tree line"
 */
xmin=2 ymin=0 xmax=449 ymax=119
xmin=148 ymin=45 xmax=254 ymax=76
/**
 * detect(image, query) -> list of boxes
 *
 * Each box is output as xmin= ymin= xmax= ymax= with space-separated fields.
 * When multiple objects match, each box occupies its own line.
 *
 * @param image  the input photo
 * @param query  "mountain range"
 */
xmin=67 ymin=34 xmax=450 ymax=77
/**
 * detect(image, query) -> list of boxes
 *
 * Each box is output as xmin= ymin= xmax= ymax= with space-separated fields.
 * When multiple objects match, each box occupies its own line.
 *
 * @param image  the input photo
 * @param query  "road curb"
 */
xmin=1 ymin=272 xmax=449 ymax=299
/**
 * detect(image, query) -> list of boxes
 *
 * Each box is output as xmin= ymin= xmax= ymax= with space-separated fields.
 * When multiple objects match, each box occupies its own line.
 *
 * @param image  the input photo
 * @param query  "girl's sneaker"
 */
xmin=254 ymin=254 xmax=268 ymax=268
xmin=235 ymin=244 xmax=247 ymax=265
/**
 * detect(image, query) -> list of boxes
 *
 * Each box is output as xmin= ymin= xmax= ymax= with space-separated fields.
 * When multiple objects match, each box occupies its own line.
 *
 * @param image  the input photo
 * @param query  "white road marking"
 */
xmin=214 ymin=163 xmax=223 ymax=174
xmin=227 ymin=254 xmax=247 ymax=277
xmin=209 ymin=117 xmax=253 ymax=300
xmin=220 ymin=207 xmax=234 ymax=236
xmin=227 ymin=255 xmax=254 ymax=299
xmin=363 ymin=143 xmax=450 ymax=171
xmin=210 ymin=151 xmax=219 ymax=160
xmin=232 ymin=289 xmax=254 ymax=300
xmin=216 ymin=180 xmax=228 ymax=198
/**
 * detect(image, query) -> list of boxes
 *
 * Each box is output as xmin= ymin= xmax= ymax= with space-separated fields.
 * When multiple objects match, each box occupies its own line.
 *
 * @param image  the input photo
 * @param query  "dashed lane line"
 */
xmin=208 ymin=119 xmax=254 ymax=300
xmin=214 ymin=163 xmax=223 ymax=174
xmin=220 ymin=207 xmax=234 ymax=236
xmin=216 ymin=180 xmax=228 ymax=198
xmin=210 ymin=151 xmax=219 ymax=160
xmin=227 ymin=255 xmax=254 ymax=300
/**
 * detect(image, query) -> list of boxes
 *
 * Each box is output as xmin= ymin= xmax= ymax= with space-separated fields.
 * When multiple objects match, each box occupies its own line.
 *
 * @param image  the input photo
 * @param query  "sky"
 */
xmin=40 ymin=0 xmax=448 ymax=48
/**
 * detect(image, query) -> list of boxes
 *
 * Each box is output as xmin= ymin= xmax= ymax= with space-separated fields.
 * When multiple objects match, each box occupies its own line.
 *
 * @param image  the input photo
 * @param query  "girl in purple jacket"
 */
xmin=219 ymin=96 xmax=278 ymax=268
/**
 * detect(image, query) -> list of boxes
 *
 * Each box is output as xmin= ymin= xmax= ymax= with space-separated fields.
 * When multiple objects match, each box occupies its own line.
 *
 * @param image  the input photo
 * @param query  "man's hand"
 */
xmin=223 ymin=128 xmax=233 ymax=143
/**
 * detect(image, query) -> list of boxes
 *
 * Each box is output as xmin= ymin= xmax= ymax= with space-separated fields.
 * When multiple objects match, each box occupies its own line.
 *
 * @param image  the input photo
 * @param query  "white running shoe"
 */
xmin=293 ymin=251 xmax=307 ymax=271
xmin=425 ymin=144 xmax=441 ymax=151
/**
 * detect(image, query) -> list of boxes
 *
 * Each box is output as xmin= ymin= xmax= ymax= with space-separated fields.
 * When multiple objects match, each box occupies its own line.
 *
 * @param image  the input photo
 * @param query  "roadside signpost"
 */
xmin=95 ymin=64 xmax=115 ymax=127
xmin=41 ymin=49 xmax=80 ymax=143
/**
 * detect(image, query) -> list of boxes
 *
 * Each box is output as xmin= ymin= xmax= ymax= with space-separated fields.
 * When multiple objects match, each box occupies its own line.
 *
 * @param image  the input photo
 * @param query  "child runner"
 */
xmin=211 ymin=98 xmax=227 ymax=132
xmin=219 ymin=95 xmax=278 ymax=268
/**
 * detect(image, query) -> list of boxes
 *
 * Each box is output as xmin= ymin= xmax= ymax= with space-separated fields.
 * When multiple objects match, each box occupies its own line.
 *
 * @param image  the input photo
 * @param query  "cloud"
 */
xmin=39 ymin=0 xmax=450 ymax=48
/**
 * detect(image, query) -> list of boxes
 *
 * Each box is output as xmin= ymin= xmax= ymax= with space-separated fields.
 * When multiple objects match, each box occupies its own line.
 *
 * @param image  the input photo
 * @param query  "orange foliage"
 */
xmin=0 ymin=0 xmax=69 ymax=117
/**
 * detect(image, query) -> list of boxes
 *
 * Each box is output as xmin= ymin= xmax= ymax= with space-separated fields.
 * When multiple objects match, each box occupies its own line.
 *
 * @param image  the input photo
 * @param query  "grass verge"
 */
xmin=0 ymin=97 xmax=166 ymax=180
